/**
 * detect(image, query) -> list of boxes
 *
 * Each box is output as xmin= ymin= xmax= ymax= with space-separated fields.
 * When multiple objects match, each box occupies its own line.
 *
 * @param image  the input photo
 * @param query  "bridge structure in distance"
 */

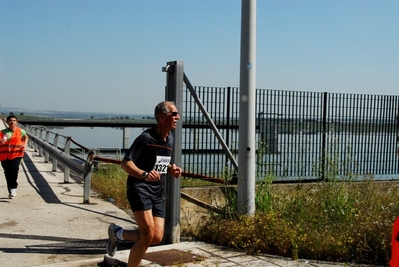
xmin=19 ymin=118 xmax=156 ymax=128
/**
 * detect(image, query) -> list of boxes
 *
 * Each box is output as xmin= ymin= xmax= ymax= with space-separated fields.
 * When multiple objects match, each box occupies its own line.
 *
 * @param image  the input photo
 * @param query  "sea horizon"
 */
xmin=0 ymin=106 xmax=151 ymax=120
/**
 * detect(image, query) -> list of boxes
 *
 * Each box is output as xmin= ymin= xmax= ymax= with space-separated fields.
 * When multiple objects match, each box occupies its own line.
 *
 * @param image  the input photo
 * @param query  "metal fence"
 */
xmin=181 ymin=87 xmax=399 ymax=181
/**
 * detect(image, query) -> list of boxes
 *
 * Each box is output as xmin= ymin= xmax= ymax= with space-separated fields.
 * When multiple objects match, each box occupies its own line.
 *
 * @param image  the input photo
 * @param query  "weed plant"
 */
xmin=91 ymin=164 xmax=131 ymax=210
xmin=92 ymin=163 xmax=399 ymax=266
xmin=198 ymin=173 xmax=399 ymax=266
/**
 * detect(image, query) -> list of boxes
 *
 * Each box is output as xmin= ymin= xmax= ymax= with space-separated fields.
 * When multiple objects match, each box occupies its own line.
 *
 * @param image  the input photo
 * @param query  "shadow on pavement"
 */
xmin=21 ymin=153 xmax=62 ymax=204
xmin=0 ymin=233 xmax=134 ymax=255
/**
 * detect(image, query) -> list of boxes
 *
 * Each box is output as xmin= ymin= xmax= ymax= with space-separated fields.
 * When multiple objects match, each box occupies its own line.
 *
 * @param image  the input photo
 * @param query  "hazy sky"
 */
xmin=1 ymin=0 xmax=398 ymax=115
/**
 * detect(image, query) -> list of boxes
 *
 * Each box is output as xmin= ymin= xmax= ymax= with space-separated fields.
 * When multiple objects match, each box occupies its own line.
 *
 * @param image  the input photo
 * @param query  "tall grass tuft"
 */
xmin=91 ymin=164 xmax=130 ymax=210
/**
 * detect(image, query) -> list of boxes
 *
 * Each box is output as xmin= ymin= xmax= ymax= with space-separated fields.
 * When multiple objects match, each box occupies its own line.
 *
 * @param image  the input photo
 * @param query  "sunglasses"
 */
xmin=168 ymin=112 xmax=179 ymax=116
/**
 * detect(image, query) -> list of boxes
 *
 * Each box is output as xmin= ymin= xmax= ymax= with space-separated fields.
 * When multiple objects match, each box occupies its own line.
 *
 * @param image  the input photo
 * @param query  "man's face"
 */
xmin=162 ymin=105 xmax=180 ymax=131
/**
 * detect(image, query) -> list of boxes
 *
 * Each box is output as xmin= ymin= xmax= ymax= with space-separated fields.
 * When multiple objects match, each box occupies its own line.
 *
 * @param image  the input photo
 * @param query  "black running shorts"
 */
xmin=127 ymin=191 xmax=165 ymax=218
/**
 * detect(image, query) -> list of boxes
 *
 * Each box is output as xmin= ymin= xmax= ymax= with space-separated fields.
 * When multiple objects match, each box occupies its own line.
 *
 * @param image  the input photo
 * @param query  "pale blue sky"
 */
xmin=1 ymin=0 xmax=398 ymax=115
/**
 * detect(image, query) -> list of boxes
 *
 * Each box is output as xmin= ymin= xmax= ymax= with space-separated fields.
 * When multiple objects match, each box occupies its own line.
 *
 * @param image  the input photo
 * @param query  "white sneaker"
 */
xmin=9 ymin=189 xmax=17 ymax=199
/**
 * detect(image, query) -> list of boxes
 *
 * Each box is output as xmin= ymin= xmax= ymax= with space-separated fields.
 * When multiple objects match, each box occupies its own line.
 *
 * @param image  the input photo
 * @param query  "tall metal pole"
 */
xmin=162 ymin=60 xmax=183 ymax=244
xmin=238 ymin=0 xmax=256 ymax=215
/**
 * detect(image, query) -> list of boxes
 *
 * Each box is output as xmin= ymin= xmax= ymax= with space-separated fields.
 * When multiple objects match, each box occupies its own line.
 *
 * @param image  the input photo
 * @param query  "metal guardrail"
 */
xmin=24 ymin=125 xmax=94 ymax=203
xmin=20 ymin=123 xmax=229 ymax=204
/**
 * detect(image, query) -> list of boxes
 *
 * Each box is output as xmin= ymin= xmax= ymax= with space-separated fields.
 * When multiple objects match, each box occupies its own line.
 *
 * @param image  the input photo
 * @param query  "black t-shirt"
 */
xmin=125 ymin=127 xmax=174 ymax=197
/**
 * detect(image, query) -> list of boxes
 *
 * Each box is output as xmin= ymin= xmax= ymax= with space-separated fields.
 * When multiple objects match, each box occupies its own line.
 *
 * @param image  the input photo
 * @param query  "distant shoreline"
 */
xmin=0 ymin=106 xmax=151 ymax=120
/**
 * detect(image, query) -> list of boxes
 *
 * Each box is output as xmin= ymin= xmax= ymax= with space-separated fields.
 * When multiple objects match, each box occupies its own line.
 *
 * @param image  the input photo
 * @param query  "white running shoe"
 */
xmin=9 ymin=189 xmax=17 ymax=199
xmin=106 ymin=223 xmax=122 ymax=256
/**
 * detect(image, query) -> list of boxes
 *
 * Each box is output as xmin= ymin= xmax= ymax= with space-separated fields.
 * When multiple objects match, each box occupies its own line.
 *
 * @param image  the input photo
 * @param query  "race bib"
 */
xmin=153 ymin=155 xmax=171 ymax=174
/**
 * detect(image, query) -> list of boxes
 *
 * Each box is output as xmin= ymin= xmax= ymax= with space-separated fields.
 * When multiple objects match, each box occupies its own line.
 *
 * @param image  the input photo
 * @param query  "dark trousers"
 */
xmin=1 ymin=157 xmax=22 ymax=192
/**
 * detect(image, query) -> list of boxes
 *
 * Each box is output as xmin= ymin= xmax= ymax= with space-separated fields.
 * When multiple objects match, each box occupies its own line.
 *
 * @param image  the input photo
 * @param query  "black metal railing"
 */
xmin=182 ymin=87 xmax=398 ymax=181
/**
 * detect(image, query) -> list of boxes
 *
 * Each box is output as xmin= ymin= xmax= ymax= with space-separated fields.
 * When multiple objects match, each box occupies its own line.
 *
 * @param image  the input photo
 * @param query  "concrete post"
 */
xmin=238 ymin=0 xmax=257 ymax=215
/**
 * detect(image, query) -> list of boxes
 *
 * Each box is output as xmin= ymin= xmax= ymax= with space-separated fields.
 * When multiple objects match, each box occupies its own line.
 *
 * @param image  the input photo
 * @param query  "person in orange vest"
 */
xmin=391 ymin=215 xmax=399 ymax=266
xmin=0 ymin=115 xmax=28 ymax=199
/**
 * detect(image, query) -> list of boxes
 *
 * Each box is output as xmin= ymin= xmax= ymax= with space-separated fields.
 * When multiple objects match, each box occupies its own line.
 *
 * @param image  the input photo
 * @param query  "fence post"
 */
xmin=321 ymin=92 xmax=328 ymax=180
xmin=123 ymin=127 xmax=129 ymax=149
xmin=225 ymin=87 xmax=231 ymax=166
xmin=162 ymin=60 xmax=183 ymax=244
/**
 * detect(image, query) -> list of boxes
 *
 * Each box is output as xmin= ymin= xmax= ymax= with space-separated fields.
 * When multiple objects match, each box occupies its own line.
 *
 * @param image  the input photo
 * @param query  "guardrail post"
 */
xmin=33 ymin=128 xmax=39 ymax=152
xmin=38 ymin=129 xmax=44 ymax=157
xmin=44 ymin=131 xmax=50 ymax=162
xmin=83 ymin=165 xmax=92 ymax=203
xmin=26 ymin=125 xmax=33 ymax=148
xmin=52 ymin=135 xmax=59 ymax=172
xmin=63 ymin=138 xmax=71 ymax=183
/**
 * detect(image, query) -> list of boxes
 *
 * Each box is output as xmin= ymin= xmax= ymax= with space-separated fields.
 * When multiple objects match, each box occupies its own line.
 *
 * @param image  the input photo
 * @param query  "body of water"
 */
xmin=53 ymin=126 xmax=145 ymax=149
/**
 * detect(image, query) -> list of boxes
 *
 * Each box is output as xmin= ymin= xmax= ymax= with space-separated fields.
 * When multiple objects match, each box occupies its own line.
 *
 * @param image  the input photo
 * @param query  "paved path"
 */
xmin=0 ymin=147 xmax=380 ymax=266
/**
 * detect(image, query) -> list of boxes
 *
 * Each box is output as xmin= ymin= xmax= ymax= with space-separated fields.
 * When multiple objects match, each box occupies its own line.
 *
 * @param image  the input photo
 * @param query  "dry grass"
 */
xmin=198 ymin=177 xmax=399 ymax=265
xmin=91 ymin=164 xmax=399 ymax=266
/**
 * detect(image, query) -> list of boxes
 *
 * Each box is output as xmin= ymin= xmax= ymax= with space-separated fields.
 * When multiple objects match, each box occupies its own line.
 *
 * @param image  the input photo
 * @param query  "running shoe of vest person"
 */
xmin=9 ymin=189 xmax=17 ymax=199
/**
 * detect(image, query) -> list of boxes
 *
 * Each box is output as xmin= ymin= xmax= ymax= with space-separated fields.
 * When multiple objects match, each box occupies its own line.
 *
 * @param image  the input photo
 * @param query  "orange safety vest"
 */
xmin=0 ymin=127 xmax=25 ymax=161
xmin=390 ymin=216 xmax=399 ymax=267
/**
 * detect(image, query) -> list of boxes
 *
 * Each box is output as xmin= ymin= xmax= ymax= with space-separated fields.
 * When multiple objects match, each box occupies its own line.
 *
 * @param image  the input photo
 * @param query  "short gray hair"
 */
xmin=154 ymin=101 xmax=175 ymax=122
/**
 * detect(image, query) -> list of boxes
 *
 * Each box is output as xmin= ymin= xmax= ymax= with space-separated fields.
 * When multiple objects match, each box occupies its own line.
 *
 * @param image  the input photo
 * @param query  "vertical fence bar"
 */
xmin=225 ymin=87 xmax=231 ymax=168
xmin=367 ymin=94 xmax=373 ymax=174
xmin=389 ymin=95 xmax=397 ymax=174
xmin=375 ymin=95 xmax=382 ymax=174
